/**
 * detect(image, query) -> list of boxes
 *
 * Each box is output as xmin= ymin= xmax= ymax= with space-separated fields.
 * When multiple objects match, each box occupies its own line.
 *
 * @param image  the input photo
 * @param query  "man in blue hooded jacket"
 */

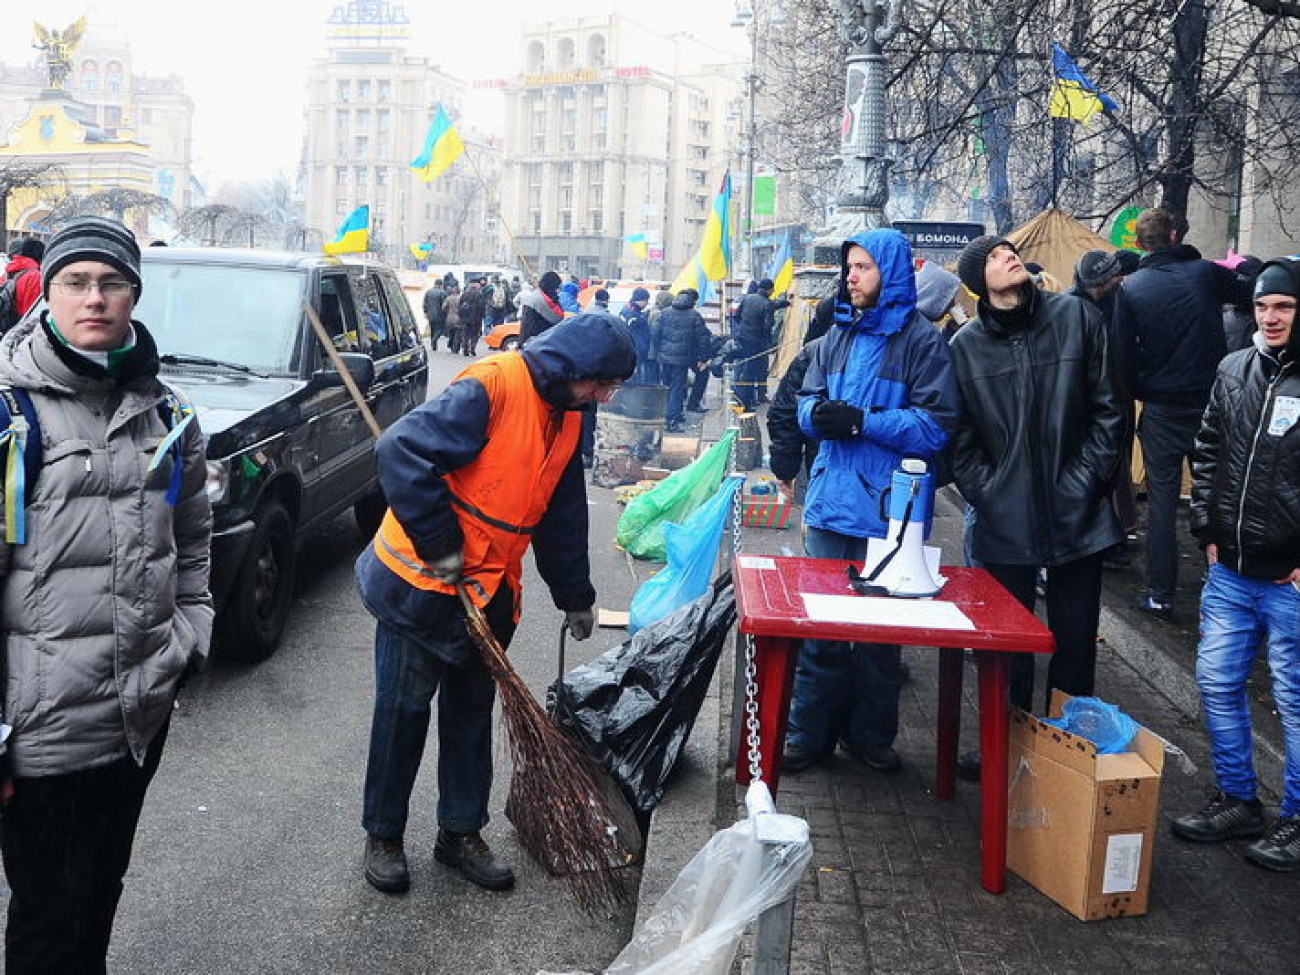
xmin=782 ymin=229 xmax=958 ymax=774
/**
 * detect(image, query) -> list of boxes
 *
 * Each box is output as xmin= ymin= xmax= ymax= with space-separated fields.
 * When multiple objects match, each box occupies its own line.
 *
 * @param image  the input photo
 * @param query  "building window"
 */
xmin=338 ymin=80 xmax=351 ymax=102
xmin=337 ymin=201 xmax=351 ymax=216
xmin=592 ymin=108 xmax=607 ymax=132
xmin=358 ymin=79 xmax=372 ymax=100
xmin=560 ymin=187 xmax=573 ymax=209
xmin=377 ymin=168 xmax=389 ymax=187
xmin=561 ymin=211 xmax=573 ymax=232
xmin=587 ymin=35 xmax=607 ymax=67
xmin=527 ymin=41 xmax=545 ymax=73
xmin=532 ymin=133 xmax=546 ymax=152
xmin=532 ymin=211 xmax=542 ymax=233
xmin=590 ymin=211 xmax=603 ymax=232
xmin=558 ymin=38 xmax=576 ymax=69
xmin=356 ymin=168 xmax=368 ymax=188
xmin=593 ymin=133 xmax=606 ymax=150
xmin=562 ymin=135 xmax=575 ymax=152
xmin=562 ymin=108 xmax=576 ymax=132
xmin=336 ymin=109 xmax=349 ymax=131
xmin=106 ymin=61 xmax=124 ymax=93
xmin=81 ymin=59 xmax=98 ymax=91
xmin=337 ymin=140 xmax=349 ymax=159
xmin=357 ymin=109 xmax=371 ymax=131
xmin=377 ymin=79 xmax=391 ymax=102
xmin=336 ymin=166 xmax=349 ymax=186
xmin=377 ymin=109 xmax=390 ymax=135
xmin=355 ymin=136 xmax=369 ymax=158
xmin=377 ymin=140 xmax=389 ymax=159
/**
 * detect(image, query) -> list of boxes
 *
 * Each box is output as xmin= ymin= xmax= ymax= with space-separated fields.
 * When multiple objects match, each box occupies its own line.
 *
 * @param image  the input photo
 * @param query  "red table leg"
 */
xmin=935 ymin=646 xmax=963 ymax=800
xmin=735 ymin=635 xmax=801 ymax=798
xmin=976 ymin=650 xmax=1011 ymax=894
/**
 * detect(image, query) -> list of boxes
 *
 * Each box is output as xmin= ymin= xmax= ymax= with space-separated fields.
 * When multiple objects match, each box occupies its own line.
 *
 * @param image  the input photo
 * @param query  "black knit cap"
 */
xmin=42 ymin=216 xmax=142 ymax=299
xmin=957 ymin=234 xmax=1014 ymax=299
xmin=1253 ymin=259 xmax=1300 ymax=301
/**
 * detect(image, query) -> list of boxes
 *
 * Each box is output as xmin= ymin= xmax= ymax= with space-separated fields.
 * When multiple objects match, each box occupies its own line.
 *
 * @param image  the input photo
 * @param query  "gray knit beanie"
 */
xmin=41 ymin=216 xmax=142 ymax=298
xmin=957 ymin=235 xmax=1013 ymax=299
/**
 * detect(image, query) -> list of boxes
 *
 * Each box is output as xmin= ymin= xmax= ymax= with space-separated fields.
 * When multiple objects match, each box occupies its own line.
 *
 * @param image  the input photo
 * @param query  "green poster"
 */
xmin=752 ymin=175 xmax=776 ymax=217
xmin=1111 ymin=206 xmax=1142 ymax=250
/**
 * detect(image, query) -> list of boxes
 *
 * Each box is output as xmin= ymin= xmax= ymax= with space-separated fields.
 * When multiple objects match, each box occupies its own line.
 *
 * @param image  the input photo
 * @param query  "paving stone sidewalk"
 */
xmin=722 ymin=486 xmax=1299 ymax=975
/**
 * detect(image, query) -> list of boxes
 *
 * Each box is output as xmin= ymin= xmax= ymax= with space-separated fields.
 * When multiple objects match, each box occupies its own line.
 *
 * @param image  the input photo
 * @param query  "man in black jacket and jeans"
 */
xmin=1113 ymin=209 xmax=1250 ymax=619
xmin=1169 ymin=258 xmax=1300 ymax=871
xmin=949 ymin=236 xmax=1123 ymax=775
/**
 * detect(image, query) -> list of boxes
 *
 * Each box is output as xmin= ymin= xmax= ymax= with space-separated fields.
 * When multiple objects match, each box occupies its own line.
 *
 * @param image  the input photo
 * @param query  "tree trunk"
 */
xmin=1159 ymin=0 xmax=1210 ymax=220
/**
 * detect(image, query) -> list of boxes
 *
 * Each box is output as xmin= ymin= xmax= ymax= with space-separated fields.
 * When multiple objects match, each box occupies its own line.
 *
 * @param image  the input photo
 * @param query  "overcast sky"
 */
xmin=1 ymin=0 xmax=746 ymax=188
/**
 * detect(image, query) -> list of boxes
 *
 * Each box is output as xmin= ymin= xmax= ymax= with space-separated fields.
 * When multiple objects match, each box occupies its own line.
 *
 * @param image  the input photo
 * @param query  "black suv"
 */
xmin=135 ymin=248 xmax=428 ymax=661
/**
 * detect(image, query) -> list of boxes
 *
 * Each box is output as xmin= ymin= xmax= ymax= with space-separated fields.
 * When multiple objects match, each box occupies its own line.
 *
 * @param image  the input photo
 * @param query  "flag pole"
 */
xmin=457 ymin=141 xmax=537 ymax=282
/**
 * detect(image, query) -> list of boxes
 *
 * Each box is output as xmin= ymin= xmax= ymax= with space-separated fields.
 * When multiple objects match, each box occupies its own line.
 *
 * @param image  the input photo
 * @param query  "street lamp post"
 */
xmin=811 ymin=0 xmax=902 ymax=264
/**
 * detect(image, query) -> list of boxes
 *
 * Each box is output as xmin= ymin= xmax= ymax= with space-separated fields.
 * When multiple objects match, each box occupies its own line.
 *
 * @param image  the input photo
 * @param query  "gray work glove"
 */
xmin=428 ymin=550 xmax=464 ymax=585
xmin=565 ymin=607 xmax=596 ymax=641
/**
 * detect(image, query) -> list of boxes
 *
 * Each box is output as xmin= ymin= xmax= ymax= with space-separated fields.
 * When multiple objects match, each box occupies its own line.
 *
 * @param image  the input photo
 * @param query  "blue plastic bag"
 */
xmin=628 ymin=476 xmax=743 ymax=634
xmin=1042 ymin=697 xmax=1139 ymax=754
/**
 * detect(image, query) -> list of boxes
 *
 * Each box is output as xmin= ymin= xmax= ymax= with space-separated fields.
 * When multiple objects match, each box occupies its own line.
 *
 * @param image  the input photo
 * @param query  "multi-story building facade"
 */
xmin=500 ymin=16 xmax=744 ymax=281
xmin=299 ymin=6 xmax=503 ymax=267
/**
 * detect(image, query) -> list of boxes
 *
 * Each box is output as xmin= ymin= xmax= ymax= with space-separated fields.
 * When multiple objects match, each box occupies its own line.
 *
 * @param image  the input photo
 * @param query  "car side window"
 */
xmin=376 ymin=274 xmax=421 ymax=352
xmin=319 ymin=276 xmax=361 ymax=363
xmin=353 ymin=272 xmax=399 ymax=361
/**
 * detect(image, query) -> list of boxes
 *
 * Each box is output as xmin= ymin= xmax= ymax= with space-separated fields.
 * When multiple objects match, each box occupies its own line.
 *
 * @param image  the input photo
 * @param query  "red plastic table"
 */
xmin=733 ymin=558 xmax=1055 ymax=894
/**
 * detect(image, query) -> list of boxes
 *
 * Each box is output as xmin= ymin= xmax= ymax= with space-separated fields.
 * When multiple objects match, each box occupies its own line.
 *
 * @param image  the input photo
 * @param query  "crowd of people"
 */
xmin=766 ymin=211 xmax=1298 ymax=878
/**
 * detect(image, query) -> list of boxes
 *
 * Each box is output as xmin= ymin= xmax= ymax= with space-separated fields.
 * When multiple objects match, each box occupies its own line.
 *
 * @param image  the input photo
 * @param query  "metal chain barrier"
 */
xmin=743 ymin=632 xmax=764 ymax=783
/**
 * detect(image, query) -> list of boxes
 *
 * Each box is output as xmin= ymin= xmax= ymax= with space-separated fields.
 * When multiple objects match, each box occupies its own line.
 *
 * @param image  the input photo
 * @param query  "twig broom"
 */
xmin=456 ymin=586 xmax=637 ymax=914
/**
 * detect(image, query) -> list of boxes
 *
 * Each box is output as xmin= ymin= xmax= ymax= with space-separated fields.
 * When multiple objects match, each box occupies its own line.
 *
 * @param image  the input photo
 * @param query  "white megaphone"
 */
xmin=848 ymin=459 xmax=944 ymax=598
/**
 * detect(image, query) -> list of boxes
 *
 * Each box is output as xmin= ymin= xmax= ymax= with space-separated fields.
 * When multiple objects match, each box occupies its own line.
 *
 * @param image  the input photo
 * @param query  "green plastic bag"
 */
xmin=616 ymin=430 xmax=736 ymax=562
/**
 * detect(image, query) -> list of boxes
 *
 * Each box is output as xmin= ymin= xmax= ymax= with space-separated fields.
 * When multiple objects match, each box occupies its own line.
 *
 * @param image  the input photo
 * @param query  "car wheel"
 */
xmin=501 ymin=335 xmax=520 ymax=351
xmin=354 ymin=489 xmax=388 ymax=540
xmin=218 ymin=500 xmax=297 ymax=663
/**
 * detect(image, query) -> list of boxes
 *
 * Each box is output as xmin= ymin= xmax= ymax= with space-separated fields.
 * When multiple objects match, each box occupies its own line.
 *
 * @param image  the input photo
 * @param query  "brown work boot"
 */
xmin=435 ymin=829 xmax=515 ymax=891
xmin=364 ymin=834 xmax=410 ymax=894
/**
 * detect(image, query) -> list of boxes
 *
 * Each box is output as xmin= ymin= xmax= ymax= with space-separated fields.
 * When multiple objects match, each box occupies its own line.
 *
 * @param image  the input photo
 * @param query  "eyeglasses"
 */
xmin=50 ymin=278 xmax=136 ymax=298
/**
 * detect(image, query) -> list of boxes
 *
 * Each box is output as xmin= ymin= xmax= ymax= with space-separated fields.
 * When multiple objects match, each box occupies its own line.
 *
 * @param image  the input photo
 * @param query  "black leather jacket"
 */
xmin=1191 ymin=341 xmax=1300 ymax=580
xmin=949 ymin=285 xmax=1124 ymax=566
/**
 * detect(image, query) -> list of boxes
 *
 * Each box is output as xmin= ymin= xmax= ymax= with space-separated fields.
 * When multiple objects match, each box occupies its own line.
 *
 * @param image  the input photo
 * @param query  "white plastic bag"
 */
xmin=540 ymin=783 xmax=812 ymax=975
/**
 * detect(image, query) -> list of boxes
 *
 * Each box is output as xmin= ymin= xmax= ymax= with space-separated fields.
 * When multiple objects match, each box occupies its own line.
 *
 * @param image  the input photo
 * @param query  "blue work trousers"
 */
xmin=786 ymin=526 xmax=902 ymax=755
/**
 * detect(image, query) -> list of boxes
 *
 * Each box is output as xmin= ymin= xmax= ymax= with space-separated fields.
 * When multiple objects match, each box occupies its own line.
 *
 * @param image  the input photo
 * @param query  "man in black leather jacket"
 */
xmin=1169 ymin=259 xmax=1300 ymax=871
xmin=950 ymin=236 xmax=1124 ymax=727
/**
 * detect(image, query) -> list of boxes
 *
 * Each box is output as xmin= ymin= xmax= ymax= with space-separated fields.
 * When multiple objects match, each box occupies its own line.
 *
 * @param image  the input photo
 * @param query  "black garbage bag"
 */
xmin=552 ymin=571 xmax=736 ymax=814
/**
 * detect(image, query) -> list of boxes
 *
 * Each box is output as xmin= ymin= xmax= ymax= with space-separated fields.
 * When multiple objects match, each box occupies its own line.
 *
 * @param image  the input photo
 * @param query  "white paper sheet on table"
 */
xmin=800 ymin=592 xmax=975 ymax=630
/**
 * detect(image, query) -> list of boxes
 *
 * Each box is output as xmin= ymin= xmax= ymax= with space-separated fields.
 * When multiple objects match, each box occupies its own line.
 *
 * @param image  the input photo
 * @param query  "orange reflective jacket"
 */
xmin=373 ymin=353 xmax=579 ymax=611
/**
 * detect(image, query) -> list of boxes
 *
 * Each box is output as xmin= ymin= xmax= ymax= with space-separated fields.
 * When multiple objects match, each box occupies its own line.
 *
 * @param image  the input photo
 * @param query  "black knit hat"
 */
xmin=42 ymin=217 xmax=142 ymax=299
xmin=957 ymin=235 xmax=1014 ymax=299
xmin=1075 ymin=249 xmax=1126 ymax=289
xmin=1253 ymin=259 xmax=1300 ymax=301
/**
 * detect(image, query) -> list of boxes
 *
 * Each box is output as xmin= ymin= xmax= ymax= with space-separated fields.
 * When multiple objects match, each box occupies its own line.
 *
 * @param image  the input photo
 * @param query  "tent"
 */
xmin=1006 ymin=207 xmax=1116 ymax=290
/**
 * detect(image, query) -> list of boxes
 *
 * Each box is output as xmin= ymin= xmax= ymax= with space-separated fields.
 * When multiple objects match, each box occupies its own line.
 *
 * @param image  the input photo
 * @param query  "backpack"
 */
xmin=0 ymin=384 xmax=193 ymax=545
xmin=0 ymin=268 xmax=34 ymax=334
xmin=490 ymin=283 xmax=506 ymax=309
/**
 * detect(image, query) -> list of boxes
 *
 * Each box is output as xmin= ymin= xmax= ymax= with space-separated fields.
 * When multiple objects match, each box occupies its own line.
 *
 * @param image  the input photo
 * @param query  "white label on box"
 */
xmin=738 ymin=556 xmax=776 ymax=570
xmin=1102 ymin=833 xmax=1143 ymax=893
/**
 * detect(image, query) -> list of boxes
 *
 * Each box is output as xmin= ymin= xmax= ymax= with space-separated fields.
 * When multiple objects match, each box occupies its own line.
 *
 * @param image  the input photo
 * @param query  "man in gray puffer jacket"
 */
xmin=0 ymin=217 xmax=213 ymax=973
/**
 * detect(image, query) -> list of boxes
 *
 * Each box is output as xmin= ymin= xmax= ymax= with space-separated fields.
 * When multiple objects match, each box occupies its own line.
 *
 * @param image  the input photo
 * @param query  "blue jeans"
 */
xmin=786 ymin=525 xmax=902 ymax=754
xmin=1137 ymin=402 xmax=1204 ymax=602
xmin=362 ymin=621 xmax=498 ymax=838
xmin=1196 ymin=563 xmax=1300 ymax=817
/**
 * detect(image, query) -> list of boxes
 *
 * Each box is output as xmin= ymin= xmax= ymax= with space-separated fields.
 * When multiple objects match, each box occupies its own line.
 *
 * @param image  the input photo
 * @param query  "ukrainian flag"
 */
xmin=766 ymin=230 xmax=794 ymax=296
xmin=696 ymin=173 xmax=732 ymax=281
xmin=323 ymin=205 xmax=369 ymax=255
xmin=1050 ymin=43 xmax=1119 ymax=124
xmin=625 ymin=233 xmax=648 ymax=260
xmin=410 ymin=104 xmax=465 ymax=182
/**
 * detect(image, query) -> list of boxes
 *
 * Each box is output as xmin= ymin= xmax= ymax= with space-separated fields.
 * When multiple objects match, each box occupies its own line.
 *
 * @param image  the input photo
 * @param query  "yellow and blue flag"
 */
xmin=766 ymin=230 xmax=794 ymax=296
xmin=324 ymin=204 xmax=369 ymax=255
xmin=625 ymin=233 xmax=648 ymax=260
xmin=410 ymin=104 xmax=465 ymax=182
xmin=697 ymin=173 xmax=732 ymax=281
xmin=1050 ymin=43 xmax=1119 ymax=124
xmin=409 ymin=241 xmax=433 ymax=262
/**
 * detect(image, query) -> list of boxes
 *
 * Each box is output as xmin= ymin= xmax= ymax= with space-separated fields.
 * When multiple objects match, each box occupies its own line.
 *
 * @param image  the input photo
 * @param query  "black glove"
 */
xmin=811 ymin=400 xmax=864 ymax=440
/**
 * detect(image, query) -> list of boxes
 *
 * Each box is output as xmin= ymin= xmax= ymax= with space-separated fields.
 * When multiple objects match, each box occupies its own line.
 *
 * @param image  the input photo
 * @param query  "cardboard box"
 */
xmin=1006 ymin=692 xmax=1165 ymax=921
xmin=741 ymin=495 xmax=792 ymax=529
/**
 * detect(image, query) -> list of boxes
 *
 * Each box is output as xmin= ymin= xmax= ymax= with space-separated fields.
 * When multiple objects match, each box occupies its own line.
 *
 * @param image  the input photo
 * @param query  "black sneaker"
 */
xmin=1137 ymin=594 xmax=1174 ymax=621
xmin=781 ymin=744 xmax=820 ymax=774
xmin=1244 ymin=816 xmax=1300 ymax=872
xmin=954 ymin=750 xmax=981 ymax=782
xmin=1170 ymin=791 xmax=1266 ymax=843
xmin=844 ymin=742 xmax=902 ymax=774
xmin=434 ymin=830 xmax=515 ymax=891
xmin=364 ymin=834 xmax=410 ymax=894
